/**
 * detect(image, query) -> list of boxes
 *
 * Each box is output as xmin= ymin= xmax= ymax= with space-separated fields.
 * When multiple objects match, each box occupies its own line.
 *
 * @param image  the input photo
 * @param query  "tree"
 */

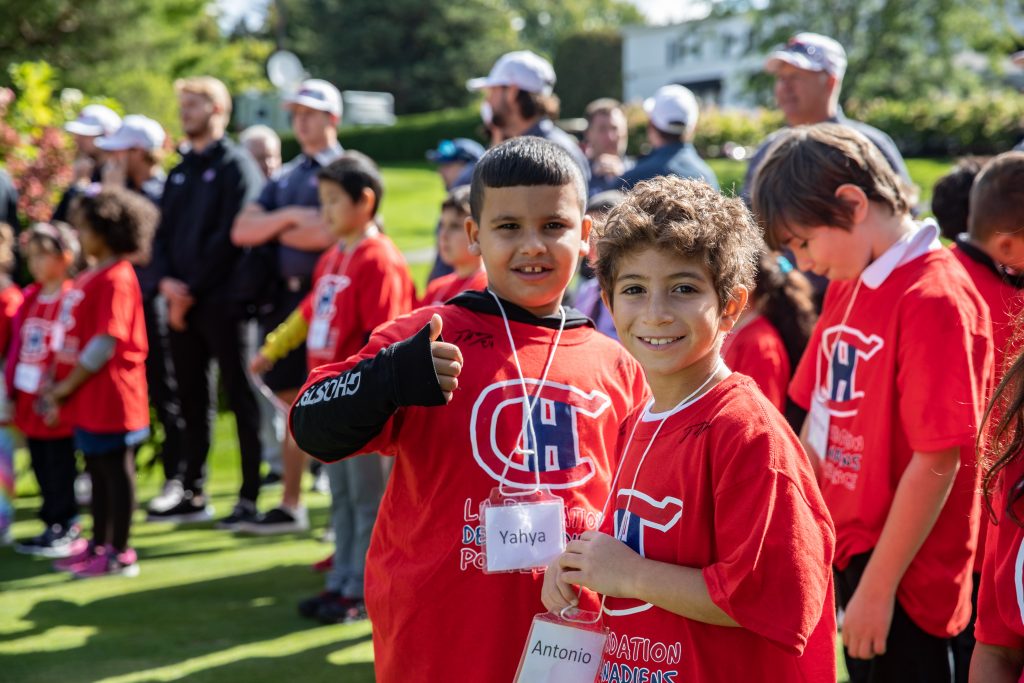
xmin=501 ymin=0 xmax=644 ymax=57
xmin=715 ymin=0 xmax=1017 ymax=105
xmin=553 ymin=31 xmax=623 ymax=117
xmin=279 ymin=0 xmax=519 ymax=114
xmin=0 ymin=0 xmax=274 ymax=132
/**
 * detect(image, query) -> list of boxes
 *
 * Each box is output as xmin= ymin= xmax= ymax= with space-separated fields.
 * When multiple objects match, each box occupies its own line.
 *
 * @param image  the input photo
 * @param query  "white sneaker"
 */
xmin=147 ymin=480 xmax=185 ymax=516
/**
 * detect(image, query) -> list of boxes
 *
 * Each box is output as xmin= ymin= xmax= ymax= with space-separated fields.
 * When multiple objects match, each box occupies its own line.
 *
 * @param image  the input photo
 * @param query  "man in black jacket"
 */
xmin=148 ymin=76 xmax=265 ymax=526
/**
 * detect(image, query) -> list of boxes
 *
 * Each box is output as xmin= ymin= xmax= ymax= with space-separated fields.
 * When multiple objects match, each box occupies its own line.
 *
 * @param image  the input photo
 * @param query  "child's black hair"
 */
xmin=69 ymin=187 xmax=157 ymax=256
xmin=931 ymin=156 xmax=987 ymax=241
xmin=753 ymin=251 xmax=818 ymax=430
xmin=441 ymin=185 xmax=471 ymax=216
xmin=23 ymin=221 xmax=82 ymax=274
xmin=469 ymin=137 xmax=586 ymax=222
xmin=317 ymin=151 xmax=384 ymax=216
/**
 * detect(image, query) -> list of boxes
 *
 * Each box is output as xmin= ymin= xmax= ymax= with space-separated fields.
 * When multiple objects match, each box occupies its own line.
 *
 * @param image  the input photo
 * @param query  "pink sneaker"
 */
xmin=72 ymin=547 xmax=139 ymax=579
xmin=53 ymin=539 xmax=95 ymax=572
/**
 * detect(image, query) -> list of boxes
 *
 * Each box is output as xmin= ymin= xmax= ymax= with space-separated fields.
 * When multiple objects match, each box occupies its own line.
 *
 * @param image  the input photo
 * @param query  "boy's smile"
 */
xmin=606 ymin=247 xmax=744 ymax=408
xmin=468 ymin=183 xmax=590 ymax=317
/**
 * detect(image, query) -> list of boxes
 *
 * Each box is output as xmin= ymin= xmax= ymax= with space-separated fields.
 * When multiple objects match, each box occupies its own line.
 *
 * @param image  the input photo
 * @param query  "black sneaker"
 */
xmin=317 ymin=596 xmax=367 ymax=624
xmin=146 ymin=490 xmax=214 ymax=524
xmin=215 ymin=500 xmax=259 ymax=530
xmin=234 ymin=505 xmax=309 ymax=535
xmin=298 ymin=591 xmax=343 ymax=620
xmin=261 ymin=471 xmax=283 ymax=487
xmin=14 ymin=523 xmax=81 ymax=558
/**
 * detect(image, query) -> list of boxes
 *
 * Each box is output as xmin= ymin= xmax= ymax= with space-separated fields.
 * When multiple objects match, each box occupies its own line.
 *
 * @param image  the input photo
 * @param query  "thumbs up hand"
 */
xmin=428 ymin=313 xmax=463 ymax=402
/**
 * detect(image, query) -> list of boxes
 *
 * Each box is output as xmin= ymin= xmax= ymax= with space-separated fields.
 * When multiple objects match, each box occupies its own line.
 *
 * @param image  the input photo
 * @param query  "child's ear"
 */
xmin=579 ymin=214 xmax=593 ymax=257
xmin=360 ymin=187 xmax=376 ymax=211
xmin=834 ymin=184 xmax=869 ymax=225
xmin=465 ymin=215 xmax=481 ymax=254
xmin=600 ymin=288 xmax=613 ymax=313
xmin=719 ymin=285 xmax=749 ymax=332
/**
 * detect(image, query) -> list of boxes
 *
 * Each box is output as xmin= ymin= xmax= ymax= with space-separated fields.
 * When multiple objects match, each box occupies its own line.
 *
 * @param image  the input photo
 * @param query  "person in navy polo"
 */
xmin=467 ymin=50 xmax=590 ymax=187
xmin=619 ymin=84 xmax=718 ymax=191
xmin=742 ymin=33 xmax=911 ymax=203
xmin=230 ymin=78 xmax=344 ymax=535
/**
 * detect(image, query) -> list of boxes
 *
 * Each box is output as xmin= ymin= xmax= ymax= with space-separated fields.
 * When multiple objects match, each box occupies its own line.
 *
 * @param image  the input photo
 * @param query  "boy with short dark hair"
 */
xmin=543 ymin=176 xmax=837 ymax=682
xmin=289 ymin=137 xmax=647 ymax=682
xmin=752 ymin=123 xmax=993 ymax=683
xmin=252 ymin=152 xmax=414 ymax=621
xmin=418 ymin=186 xmax=486 ymax=307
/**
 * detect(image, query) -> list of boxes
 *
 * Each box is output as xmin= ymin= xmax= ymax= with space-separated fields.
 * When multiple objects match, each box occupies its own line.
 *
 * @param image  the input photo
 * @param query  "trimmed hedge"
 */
xmin=280 ymin=92 xmax=1024 ymax=163
xmin=281 ymin=107 xmax=483 ymax=163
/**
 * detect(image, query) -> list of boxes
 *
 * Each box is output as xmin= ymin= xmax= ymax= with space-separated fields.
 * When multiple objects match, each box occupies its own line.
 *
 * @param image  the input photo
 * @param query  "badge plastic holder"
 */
xmin=479 ymin=486 xmax=566 ymax=574
xmin=514 ymin=608 xmax=608 ymax=683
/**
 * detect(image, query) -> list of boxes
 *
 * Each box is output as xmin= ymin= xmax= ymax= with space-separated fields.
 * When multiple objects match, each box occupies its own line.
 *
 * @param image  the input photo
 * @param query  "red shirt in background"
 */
xmin=12 ymin=282 xmax=73 ymax=438
xmin=299 ymin=231 xmax=414 ymax=370
xmin=976 ymin=455 xmax=1024 ymax=651
xmin=418 ymin=269 xmax=487 ymax=308
xmin=790 ymin=225 xmax=992 ymax=638
xmin=722 ymin=314 xmax=789 ymax=412
xmin=55 ymin=260 xmax=149 ymax=434
xmin=599 ymin=374 xmax=836 ymax=683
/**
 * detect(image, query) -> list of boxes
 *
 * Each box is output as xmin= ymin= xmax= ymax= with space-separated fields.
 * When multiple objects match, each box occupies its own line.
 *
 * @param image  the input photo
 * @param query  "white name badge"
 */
xmin=49 ymin=324 xmax=65 ymax=352
xmin=13 ymin=363 xmax=43 ymax=394
xmin=480 ymin=488 xmax=565 ymax=573
xmin=307 ymin=318 xmax=330 ymax=350
xmin=807 ymin=394 xmax=830 ymax=461
xmin=514 ymin=611 xmax=607 ymax=683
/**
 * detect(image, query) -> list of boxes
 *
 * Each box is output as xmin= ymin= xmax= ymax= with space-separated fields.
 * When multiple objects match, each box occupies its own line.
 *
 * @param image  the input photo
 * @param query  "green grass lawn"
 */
xmin=1 ymin=416 xmax=375 ymax=683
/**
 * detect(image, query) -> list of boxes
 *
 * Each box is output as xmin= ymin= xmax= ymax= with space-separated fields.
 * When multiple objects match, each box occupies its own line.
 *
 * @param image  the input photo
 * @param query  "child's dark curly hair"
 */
xmin=69 ymin=186 xmax=158 ymax=257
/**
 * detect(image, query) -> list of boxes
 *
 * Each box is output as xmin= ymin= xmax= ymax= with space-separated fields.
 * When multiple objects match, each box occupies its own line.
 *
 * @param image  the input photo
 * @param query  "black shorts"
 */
xmin=258 ymin=287 xmax=310 ymax=393
xmin=835 ymin=552 xmax=953 ymax=683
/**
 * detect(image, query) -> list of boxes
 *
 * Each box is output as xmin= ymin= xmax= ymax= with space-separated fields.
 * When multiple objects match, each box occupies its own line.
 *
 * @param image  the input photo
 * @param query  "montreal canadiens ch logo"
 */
xmin=604 ymin=489 xmax=683 ymax=616
xmin=470 ymin=379 xmax=611 ymax=490
xmin=818 ymin=325 xmax=884 ymax=418
xmin=313 ymin=274 xmax=351 ymax=318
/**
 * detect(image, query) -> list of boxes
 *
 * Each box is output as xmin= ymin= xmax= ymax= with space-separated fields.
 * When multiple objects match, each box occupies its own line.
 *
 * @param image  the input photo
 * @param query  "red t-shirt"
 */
xmin=12 ymin=282 xmax=73 ymax=438
xmin=790 ymin=232 xmax=993 ymax=638
xmin=0 ymin=284 xmax=23 ymax=356
xmin=951 ymin=244 xmax=1023 ymax=573
xmin=298 ymin=304 xmax=648 ymax=683
xmin=722 ymin=314 xmax=790 ymax=412
xmin=976 ymin=455 xmax=1024 ymax=651
xmin=299 ymin=233 xmax=414 ymax=370
xmin=0 ymin=283 xmax=24 ymax=425
xmin=951 ymin=245 xmax=1022 ymax=382
xmin=419 ymin=269 xmax=487 ymax=307
xmin=599 ymin=374 xmax=836 ymax=682
xmin=55 ymin=260 xmax=149 ymax=434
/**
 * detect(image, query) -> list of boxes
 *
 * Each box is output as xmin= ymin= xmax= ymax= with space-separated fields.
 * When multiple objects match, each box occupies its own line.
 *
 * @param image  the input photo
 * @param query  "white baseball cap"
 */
xmin=644 ymin=85 xmax=700 ymax=137
xmin=64 ymin=104 xmax=122 ymax=137
xmin=467 ymin=51 xmax=556 ymax=96
xmin=284 ymin=79 xmax=343 ymax=118
xmin=765 ymin=33 xmax=848 ymax=79
xmin=96 ymin=115 xmax=166 ymax=152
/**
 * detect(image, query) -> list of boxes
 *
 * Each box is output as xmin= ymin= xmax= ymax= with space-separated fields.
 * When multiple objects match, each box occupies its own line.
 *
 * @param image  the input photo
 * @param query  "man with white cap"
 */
xmin=230 ymin=78 xmax=345 ymax=535
xmin=467 ymin=50 xmax=590 ymax=184
xmin=619 ymin=84 xmax=718 ymax=190
xmin=742 ymin=32 xmax=910 ymax=202
xmin=95 ymin=115 xmax=189 ymax=518
xmin=53 ymin=104 xmax=122 ymax=222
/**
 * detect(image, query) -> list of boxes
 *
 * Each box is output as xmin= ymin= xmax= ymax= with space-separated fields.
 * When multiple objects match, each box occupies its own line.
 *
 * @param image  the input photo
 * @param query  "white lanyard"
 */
xmin=487 ymin=288 xmax=566 ymax=497
xmin=562 ymin=359 xmax=725 ymax=624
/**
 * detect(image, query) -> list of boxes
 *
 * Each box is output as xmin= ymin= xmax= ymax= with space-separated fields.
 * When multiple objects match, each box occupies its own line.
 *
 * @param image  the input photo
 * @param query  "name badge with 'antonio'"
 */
xmin=479 ymin=488 xmax=565 ymax=573
xmin=514 ymin=611 xmax=607 ymax=682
